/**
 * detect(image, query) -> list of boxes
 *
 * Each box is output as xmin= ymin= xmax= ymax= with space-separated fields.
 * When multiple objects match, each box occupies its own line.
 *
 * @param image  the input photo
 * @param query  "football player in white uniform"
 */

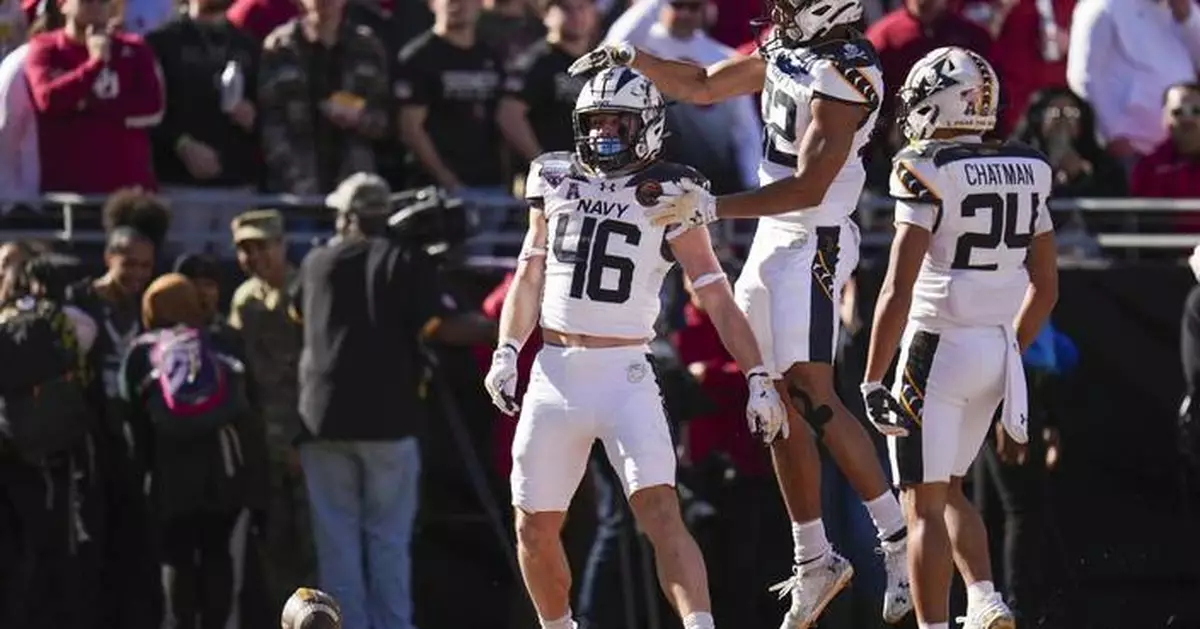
xmin=859 ymin=47 xmax=1059 ymax=629
xmin=566 ymin=1 xmax=912 ymax=627
xmin=483 ymin=67 xmax=787 ymax=629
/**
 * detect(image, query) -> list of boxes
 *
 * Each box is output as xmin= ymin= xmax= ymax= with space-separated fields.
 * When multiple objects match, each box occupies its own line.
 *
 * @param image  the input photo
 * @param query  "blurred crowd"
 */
xmin=0 ymin=0 xmax=1197 ymax=628
xmin=0 ymin=0 xmax=1198 ymax=235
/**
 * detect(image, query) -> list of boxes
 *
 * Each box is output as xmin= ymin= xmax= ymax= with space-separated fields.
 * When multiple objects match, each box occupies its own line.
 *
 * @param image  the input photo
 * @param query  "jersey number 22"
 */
xmin=553 ymin=215 xmax=639 ymax=304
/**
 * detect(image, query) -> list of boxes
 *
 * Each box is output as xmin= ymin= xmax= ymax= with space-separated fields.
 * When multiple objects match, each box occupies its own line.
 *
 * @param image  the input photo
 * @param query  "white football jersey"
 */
xmin=889 ymin=139 xmax=1055 ymax=329
xmin=758 ymin=37 xmax=883 ymax=225
xmin=525 ymin=152 xmax=709 ymax=339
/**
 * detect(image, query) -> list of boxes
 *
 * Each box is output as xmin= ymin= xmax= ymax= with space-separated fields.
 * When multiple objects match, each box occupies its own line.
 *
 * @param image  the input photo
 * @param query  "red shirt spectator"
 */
xmin=476 ymin=272 xmax=543 ymax=479
xmin=671 ymin=300 xmax=770 ymax=477
xmin=1131 ymin=141 xmax=1200 ymax=199
xmin=962 ymin=0 xmax=1074 ymax=134
xmin=866 ymin=0 xmax=992 ymax=120
xmin=25 ymin=28 xmax=163 ymax=193
xmin=1130 ymin=82 xmax=1200 ymax=231
xmin=226 ymin=0 xmax=298 ymax=41
xmin=708 ymin=0 xmax=763 ymax=49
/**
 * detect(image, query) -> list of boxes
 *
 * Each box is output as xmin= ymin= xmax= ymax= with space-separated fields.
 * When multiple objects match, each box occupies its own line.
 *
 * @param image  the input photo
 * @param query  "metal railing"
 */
xmin=3 ymin=191 xmax=1200 ymax=264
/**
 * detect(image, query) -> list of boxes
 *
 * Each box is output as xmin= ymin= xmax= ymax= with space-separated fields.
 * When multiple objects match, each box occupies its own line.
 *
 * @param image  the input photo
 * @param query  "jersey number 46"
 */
xmin=553 ymin=215 xmax=640 ymax=304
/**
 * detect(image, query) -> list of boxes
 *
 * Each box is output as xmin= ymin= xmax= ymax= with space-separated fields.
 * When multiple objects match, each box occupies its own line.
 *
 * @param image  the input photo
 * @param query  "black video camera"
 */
xmin=386 ymin=186 xmax=470 ymax=258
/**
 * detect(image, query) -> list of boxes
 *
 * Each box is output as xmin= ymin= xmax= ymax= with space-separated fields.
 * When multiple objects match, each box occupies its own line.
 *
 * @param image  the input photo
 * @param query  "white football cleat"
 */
xmin=769 ymin=551 xmax=854 ymax=629
xmin=957 ymin=592 xmax=1016 ymax=629
xmin=880 ymin=538 xmax=914 ymax=623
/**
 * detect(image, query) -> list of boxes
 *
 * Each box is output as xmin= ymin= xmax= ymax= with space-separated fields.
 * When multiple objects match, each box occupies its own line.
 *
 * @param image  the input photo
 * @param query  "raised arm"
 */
xmin=630 ymin=51 xmax=766 ymax=105
xmin=568 ymin=44 xmax=765 ymax=105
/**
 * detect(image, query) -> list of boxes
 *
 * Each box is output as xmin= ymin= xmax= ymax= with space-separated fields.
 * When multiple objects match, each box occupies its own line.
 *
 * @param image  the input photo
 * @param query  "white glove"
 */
xmin=746 ymin=367 xmax=788 ymax=444
xmin=484 ymin=342 xmax=521 ymax=416
xmin=646 ymin=178 xmax=718 ymax=233
xmin=567 ymin=42 xmax=636 ymax=76
xmin=860 ymin=381 xmax=913 ymax=437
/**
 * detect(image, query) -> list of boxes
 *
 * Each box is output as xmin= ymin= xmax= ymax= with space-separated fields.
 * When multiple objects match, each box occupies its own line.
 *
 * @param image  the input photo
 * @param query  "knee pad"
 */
xmin=786 ymin=383 xmax=834 ymax=437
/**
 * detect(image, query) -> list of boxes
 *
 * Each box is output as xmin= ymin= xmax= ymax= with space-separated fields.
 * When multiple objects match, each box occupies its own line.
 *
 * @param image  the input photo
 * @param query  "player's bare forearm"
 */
xmin=498 ymin=210 xmax=549 ymax=347
xmin=398 ymin=106 xmax=460 ymax=188
xmin=865 ymin=223 xmax=931 ymax=382
xmin=696 ymin=285 xmax=766 ymax=374
xmin=865 ymin=286 xmax=911 ymax=384
xmin=715 ymin=98 xmax=862 ymax=219
xmin=1015 ymin=232 xmax=1060 ymax=351
xmin=630 ymin=51 xmax=764 ymax=105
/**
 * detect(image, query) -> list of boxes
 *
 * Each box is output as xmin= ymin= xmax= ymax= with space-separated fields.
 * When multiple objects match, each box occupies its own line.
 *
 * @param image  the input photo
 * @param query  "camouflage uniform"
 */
xmin=228 ymin=210 xmax=314 ymax=608
xmin=257 ymin=18 xmax=391 ymax=194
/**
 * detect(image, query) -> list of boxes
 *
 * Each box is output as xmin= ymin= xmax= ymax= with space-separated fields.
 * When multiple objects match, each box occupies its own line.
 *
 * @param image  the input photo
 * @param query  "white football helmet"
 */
xmin=897 ymin=46 xmax=1001 ymax=142
xmin=572 ymin=66 xmax=666 ymax=174
xmin=764 ymin=0 xmax=863 ymax=47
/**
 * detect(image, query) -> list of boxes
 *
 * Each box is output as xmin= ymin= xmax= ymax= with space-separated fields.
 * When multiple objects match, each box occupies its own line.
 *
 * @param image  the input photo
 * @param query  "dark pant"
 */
xmin=159 ymin=510 xmax=250 ymax=629
xmin=577 ymin=447 xmax=644 ymax=629
xmin=974 ymin=426 xmax=1050 ymax=624
xmin=0 ymin=447 xmax=102 ymax=629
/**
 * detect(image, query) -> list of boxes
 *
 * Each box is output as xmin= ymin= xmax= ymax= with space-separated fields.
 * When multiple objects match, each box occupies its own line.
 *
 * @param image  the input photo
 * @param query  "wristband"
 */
xmin=498 ymin=338 xmax=522 ymax=355
xmin=860 ymin=381 xmax=884 ymax=394
xmin=747 ymin=365 xmax=771 ymax=381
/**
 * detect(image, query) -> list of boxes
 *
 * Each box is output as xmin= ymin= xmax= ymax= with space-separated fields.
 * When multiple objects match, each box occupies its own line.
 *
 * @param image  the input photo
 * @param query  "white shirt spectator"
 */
xmin=1068 ymin=0 xmax=1200 ymax=155
xmin=603 ymin=0 xmax=665 ymax=46
xmin=0 ymin=43 xmax=39 ymax=203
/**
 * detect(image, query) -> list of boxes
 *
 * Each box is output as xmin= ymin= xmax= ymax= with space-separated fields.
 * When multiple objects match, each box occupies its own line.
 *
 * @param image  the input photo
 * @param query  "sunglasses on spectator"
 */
xmin=1170 ymin=104 xmax=1200 ymax=118
xmin=669 ymin=1 xmax=704 ymax=11
xmin=1045 ymin=106 xmax=1080 ymax=121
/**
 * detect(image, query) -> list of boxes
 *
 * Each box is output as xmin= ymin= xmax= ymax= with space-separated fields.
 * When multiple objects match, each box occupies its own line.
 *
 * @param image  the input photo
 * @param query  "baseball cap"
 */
xmin=230 ymin=209 xmax=284 ymax=244
xmin=325 ymin=172 xmax=392 ymax=215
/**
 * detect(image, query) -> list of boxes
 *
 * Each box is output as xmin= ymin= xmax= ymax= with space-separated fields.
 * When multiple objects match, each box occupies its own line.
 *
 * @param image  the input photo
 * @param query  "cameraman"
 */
xmin=289 ymin=173 xmax=495 ymax=629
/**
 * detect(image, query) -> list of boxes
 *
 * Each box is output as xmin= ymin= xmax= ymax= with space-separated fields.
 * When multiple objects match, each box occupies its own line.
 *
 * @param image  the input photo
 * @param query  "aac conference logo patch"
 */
xmin=634 ymin=179 xmax=663 ymax=207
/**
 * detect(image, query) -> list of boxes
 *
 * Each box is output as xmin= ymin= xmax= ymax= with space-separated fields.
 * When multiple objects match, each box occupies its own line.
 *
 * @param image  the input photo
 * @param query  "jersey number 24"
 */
xmin=552 ymin=215 xmax=639 ymax=304
xmin=952 ymin=192 xmax=1041 ymax=271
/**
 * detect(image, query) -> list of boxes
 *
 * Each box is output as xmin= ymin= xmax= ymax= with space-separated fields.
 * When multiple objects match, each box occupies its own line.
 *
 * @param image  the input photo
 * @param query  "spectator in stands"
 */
xmin=497 ymin=0 xmax=595 ymax=163
xmin=65 ymin=190 xmax=169 ymax=629
xmin=1067 ymin=0 xmax=1200 ymax=167
xmin=175 ymin=252 xmax=247 ymax=359
xmin=112 ymin=0 xmax=176 ymax=34
xmin=478 ymin=0 xmax=546 ymax=62
xmin=24 ymin=0 xmax=163 ymax=194
xmin=866 ymin=0 xmax=992 ymax=147
xmin=0 ymin=6 xmax=62 ymax=199
xmin=0 ymin=31 xmax=37 ymax=199
xmin=148 ymin=0 xmax=261 ymax=255
xmin=601 ymin=0 xmax=660 ymax=45
xmin=961 ymin=0 xmax=1073 ymax=135
xmin=1012 ymin=86 xmax=1127 ymax=198
xmin=227 ymin=209 xmax=314 ymax=610
xmin=226 ymin=0 xmax=296 ymax=41
xmin=1131 ymin=82 xmax=1200 ymax=203
xmin=289 ymin=173 xmax=494 ymax=629
xmin=633 ymin=0 xmax=761 ymax=194
xmin=257 ymin=0 xmax=390 ymax=195
xmin=396 ymin=0 xmax=506 ymax=194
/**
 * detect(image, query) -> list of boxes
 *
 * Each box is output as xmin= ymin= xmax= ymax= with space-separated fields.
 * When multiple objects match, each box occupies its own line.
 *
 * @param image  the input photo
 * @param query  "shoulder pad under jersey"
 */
xmin=890 ymin=141 xmax=947 ymax=204
xmin=525 ymin=151 xmax=578 ymax=201
xmin=625 ymin=160 xmax=711 ymax=206
xmin=799 ymin=38 xmax=882 ymax=110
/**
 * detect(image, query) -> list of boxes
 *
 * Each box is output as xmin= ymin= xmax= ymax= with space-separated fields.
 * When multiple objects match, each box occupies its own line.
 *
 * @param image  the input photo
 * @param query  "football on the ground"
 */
xmin=281 ymin=587 xmax=342 ymax=629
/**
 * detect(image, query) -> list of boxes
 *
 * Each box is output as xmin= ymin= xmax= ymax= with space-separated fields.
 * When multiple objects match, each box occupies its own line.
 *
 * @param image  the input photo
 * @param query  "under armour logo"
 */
xmin=598 ymin=182 xmax=616 ymax=193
